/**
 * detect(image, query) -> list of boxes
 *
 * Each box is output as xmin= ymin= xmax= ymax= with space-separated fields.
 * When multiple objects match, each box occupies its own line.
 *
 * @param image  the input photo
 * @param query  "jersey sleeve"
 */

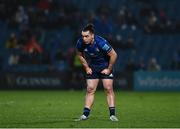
xmin=98 ymin=40 xmax=112 ymax=54
xmin=76 ymin=39 xmax=83 ymax=52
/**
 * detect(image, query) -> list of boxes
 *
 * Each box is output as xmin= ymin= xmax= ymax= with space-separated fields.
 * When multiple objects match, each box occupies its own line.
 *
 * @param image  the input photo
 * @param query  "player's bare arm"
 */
xmin=101 ymin=48 xmax=117 ymax=75
xmin=77 ymin=51 xmax=92 ymax=74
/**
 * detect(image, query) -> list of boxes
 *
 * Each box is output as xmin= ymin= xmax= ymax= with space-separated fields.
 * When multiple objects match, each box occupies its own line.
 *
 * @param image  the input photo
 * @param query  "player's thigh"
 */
xmin=102 ymin=79 xmax=113 ymax=90
xmin=86 ymin=79 xmax=99 ymax=91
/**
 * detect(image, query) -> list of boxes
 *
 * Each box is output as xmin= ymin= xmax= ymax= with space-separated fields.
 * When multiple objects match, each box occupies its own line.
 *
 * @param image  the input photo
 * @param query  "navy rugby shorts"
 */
xmin=85 ymin=72 xmax=114 ymax=79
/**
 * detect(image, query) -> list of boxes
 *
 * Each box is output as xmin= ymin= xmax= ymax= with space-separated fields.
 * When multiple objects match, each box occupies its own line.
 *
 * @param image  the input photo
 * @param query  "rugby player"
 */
xmin=76 ymin=23 xmax=118 ymax=121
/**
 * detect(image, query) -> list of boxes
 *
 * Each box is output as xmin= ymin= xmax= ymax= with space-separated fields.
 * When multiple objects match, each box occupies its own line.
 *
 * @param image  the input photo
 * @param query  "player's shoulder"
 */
xmin=76 ymin=38 xmax=83 ymax=47
xmin=77 ymin=38 xmax=83 ymax=44
xmin=95 ymin=35 xmax=109 ymax=47
xmin=95 ymin=35 xmax=112 ymax=52
xmin=95 ymin=35 xmax=107 ymax=43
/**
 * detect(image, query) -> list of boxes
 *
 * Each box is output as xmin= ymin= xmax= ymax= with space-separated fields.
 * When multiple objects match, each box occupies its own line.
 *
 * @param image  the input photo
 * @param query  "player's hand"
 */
xmin=101 ymin=68 xmax=111 ymax=75
xmin=85 ymin=67 xmax=93 ymax=74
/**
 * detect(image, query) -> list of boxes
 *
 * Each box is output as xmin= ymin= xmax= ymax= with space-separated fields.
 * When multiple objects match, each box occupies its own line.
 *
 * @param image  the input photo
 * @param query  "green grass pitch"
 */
xmin=0 ymin=90 xmax=180 ymax=128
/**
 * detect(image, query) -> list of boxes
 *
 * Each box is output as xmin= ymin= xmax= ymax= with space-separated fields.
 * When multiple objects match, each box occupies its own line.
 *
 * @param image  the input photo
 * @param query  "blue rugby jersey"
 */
xmin=76 ymin=35 xmax=112 ymax=72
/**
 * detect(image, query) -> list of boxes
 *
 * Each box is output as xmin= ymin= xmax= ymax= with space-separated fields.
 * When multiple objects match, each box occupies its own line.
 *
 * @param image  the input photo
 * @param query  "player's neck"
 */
xmin=90 ymin=38 xmax=94 ymax=44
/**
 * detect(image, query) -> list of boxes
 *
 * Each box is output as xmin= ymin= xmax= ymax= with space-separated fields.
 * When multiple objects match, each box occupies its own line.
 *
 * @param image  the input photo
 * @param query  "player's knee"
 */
xmin=104 ymin=86 xmax=113 ymax=94
xmin=87 ymin=86 xmax=96 ymax=94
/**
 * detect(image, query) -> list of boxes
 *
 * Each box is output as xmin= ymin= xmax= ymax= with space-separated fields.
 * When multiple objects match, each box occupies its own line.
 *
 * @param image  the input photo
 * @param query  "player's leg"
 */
xmin=102 ymin=78 xmax=118 ymax=121
xmin=102 ymin=79 xmax=115 ymax=107
xmin=76 ymin=79 xmax=99 ymax=121
xmin=85 ymin=79 xmax=99 ymax=109
xmin=82 ymin=79 xmax=99 ymax=119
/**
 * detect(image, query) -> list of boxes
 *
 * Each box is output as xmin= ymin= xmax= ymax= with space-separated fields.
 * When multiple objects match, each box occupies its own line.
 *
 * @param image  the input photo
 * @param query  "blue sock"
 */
xmin=109 ymin=107 xmax=115 ymax=116
xmin=83 ymin=107 xmax=90 ymax=117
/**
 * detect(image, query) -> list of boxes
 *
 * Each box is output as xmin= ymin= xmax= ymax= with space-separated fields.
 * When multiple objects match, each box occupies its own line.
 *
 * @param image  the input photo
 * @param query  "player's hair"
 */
xmin=82 ymin=23 xmax=95 ymax=34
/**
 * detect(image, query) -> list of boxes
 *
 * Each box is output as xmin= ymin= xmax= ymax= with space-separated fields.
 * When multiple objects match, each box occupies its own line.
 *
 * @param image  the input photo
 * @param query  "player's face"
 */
xmin=81 ymin=31 xmax=94 ymax=44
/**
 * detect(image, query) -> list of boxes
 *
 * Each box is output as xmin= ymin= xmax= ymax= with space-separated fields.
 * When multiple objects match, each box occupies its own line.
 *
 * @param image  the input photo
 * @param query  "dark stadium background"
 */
xmin=0 ymin=0 xmax=180 ymax=90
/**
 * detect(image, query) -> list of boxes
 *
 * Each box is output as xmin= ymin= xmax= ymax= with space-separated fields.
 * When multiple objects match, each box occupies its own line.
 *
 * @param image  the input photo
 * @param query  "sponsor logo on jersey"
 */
xmin=102 ymin=44 xmax=110 ymax=51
